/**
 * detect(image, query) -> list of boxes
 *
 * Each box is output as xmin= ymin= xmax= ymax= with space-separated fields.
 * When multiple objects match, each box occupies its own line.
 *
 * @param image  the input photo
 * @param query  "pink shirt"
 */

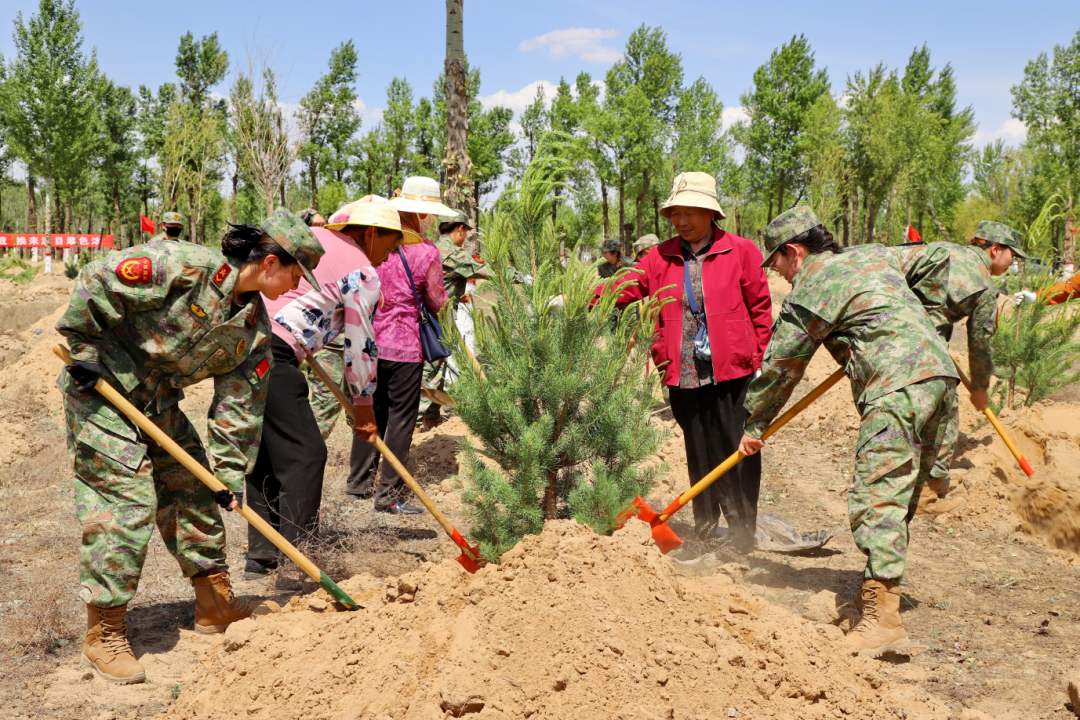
xmin=264 ymin=227 xmax=381 ymax=406
xmin=374 ymin=240 xmax=448 ymax=363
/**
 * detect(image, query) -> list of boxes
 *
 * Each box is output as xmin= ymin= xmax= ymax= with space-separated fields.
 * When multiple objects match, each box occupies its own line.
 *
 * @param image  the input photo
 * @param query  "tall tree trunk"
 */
xmin=27 ymin=175 xmax=38 ymax=233
xmin=232 ymin=162 xmax=239 ymax=224
xmin=634 ymin=168 xmax=650 ymax=247
xmin=1064 ymin=195 xmax=1075 ymax=272
xmin=65 ymin=202 xmax=72 ymax=235
xmin=279 ymin=178 xmax=286 ymax=207
xmin=864 ymin=196 xmax=878 ymax=245
xmin=767 ymin=199 xmax=773 ymax=228
xmin=653 ymin=195 xmax=660 ymax=238
xmin=925 ymin=203 xmax=954 ymax=243
xmin=309 ymin=158 xmax=318 ymax=210
xmin=777 ymin=181 xmax=785 ymax=216
xmin=841 ymin=185 xmax=851 ymax=247
xmin=918 ymin=209 xmax=924 ymax=237
xmin=617 ymin=175 xmax=626 ymax=245
xmin=443 ymin=0 xmax=477 ymax=253
xmin=599 ymin=174 xmax=609 ymax=239
xmin=112 ymin=181 xmax=122 ymax=249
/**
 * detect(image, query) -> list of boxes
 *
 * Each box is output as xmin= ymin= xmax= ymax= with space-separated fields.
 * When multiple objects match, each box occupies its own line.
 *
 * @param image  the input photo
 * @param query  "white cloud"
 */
xmin=721 ymin=106 xmax=748 ymax=131
xmin=478 ymin=80 xmax=558 ymax=117
xmin=973 ymin=117 xmax=1027 ymax=148
xmin=519 ymin=28 xmax=622 ymax=64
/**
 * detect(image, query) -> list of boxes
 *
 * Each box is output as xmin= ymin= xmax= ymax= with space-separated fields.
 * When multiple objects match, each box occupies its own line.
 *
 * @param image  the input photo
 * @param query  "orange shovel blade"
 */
xmin=615 ymin=496 xmax=683 ymax=554
xmin=455 ymin=550 xmax=483 ymax=574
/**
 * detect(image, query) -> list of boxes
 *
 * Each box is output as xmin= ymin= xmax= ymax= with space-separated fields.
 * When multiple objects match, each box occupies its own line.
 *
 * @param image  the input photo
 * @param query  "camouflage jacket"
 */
xmin=744 ymin=244 xmax=956 ymax=437
xmin=597 ymin=257 xmax=634 ymax=279
xmin=890 ymin=242 xmax=997 ymax=391
xmin=56 ymin=241 xmax=273 ymax=493
xmin=436 ymin=235 xmax=490 ymax=307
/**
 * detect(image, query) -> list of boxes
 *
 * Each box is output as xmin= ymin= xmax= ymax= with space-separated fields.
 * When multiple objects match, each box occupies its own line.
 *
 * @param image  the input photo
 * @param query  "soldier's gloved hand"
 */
xmin=1013 ymin=290 xmax=1036 ymax=306
xmin=66 ymin=361 xmax=102 ymax=393
xmin=212 ymin=488 xmax=240 ymax=511
xmin=352 ymin=403 xmax=378 ymax=444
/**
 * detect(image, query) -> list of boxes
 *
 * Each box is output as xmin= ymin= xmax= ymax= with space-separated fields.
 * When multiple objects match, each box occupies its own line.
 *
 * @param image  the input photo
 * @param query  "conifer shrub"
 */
xmin=446 ymin=140 xmax=670 ymax=561
xmin=991 ymin=298 xmax=1080 ymax=410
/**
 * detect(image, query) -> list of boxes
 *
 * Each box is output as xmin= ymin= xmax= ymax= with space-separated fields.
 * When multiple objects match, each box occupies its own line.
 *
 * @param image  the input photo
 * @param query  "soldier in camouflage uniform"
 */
xmin=56 ymin=207 xmax=324 ymax=684
xmin=597 ymin=238 xmax=634 ymax=278
xmin=149 ymin=211 xmax=184 ymax=242
xmin=739 ymin=207 xmax=958 ymax=658
xmin=890 ymin=220 xmax=1026 ymax=515
xmin=419 ymin=210 xmax=490 ymax=429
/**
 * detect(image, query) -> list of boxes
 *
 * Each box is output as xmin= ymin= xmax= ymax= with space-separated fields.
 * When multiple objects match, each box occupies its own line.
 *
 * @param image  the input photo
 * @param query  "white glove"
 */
xmin=523 ymin=274 xmax=534 ymax=286
xmin=1013 ymin=290 xmax=1037 ymax=306
xmin=546 ymin=294 xmax=565 ymax=309
xmin=754 ymin=369 xmax=762 ymax=379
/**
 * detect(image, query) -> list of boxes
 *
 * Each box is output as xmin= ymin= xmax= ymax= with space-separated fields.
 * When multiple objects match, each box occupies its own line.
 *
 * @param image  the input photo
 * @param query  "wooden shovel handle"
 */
xmin=950 ymin=354 xmax=1034 ymax=476
xmin=660 ymin=367 xmax=847 ymax=521
xmin=301 ymin=352 xmax=480 ymax=562
xmin=53 ymin=346 xmax=332 ymax=589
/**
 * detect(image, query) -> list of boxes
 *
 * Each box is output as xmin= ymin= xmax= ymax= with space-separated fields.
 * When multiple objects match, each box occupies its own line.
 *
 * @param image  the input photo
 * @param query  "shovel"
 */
xmin=302 ymin=352 xmax=486 ymax=573
xmin=619 ymin=367 xmax=847 ymax=554
xmin=53 ymin=346 xmax=362 ymax=610
xmin=950 ymin=354 xmax=1034 ymax=477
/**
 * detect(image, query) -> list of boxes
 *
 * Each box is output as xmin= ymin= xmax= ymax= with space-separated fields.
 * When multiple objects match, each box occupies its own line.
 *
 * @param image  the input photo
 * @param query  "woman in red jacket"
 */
xmin=601 ymin=172 xmax=772 ymax=551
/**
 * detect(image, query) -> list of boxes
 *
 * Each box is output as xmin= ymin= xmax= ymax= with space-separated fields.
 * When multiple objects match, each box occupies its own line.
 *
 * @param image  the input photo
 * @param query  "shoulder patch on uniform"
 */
xmin=256 ymin=357 xmax=270 ymax=379
xmin=236 ymin=338 xmax=248 ymax=357
xmin=471 ymin=254 xmax=485 ymax=264
xmin=212 ymin=263 xmax=232 ymax=287
xmin=116 ymin=257 xmax=152 ymax=284
xmin=190 ymin=303 xmax=207 ymax=318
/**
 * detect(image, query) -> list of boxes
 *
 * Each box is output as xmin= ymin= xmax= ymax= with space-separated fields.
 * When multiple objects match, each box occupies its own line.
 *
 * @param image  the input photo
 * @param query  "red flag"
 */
xmin=140 ymin=215 xmax=155 ymax=233
xmin=906 ymin=225 xmax=923 ymax=243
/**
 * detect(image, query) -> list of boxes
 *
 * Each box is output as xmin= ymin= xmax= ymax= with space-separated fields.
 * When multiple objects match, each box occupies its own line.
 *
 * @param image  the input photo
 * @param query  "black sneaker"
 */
xmin=376 ymin=501 xmax=423 ymax=515
xmin=243 ymin=558 xmax=278 ymax=580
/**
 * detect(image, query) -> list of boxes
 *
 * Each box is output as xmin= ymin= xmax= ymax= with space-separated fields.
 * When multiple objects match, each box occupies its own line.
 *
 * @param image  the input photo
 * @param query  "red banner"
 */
xmin=0 ymin=234 xmax=114 ymax=248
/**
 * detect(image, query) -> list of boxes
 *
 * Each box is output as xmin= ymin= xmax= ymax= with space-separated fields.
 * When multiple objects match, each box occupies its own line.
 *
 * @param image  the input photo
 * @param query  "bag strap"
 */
xmin=682 ymin=249 xmax=703 ymax=317
xmin=397 ymin=247 xmax=430 ymax=325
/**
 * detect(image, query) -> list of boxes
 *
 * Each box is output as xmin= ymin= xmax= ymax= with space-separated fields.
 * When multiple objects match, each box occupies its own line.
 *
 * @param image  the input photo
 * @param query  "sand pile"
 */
xmin=952 ymin=400 xmax=1080 ymax=556
xmin=168 ymin=519 xmax=947 ymax=720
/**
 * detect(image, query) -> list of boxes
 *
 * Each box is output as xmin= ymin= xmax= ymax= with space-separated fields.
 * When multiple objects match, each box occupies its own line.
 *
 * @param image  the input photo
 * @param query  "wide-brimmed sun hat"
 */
xmin=324 ymin=196 xmax=402 ymax=235
xmin=659 ymin=172 xmax=726 ymax=220
xmin=388 ymin=176 xmax=456 ymax=217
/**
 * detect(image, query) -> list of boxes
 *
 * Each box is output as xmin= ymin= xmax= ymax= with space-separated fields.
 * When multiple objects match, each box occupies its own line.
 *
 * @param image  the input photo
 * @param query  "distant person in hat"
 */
xmin=251 ymin=198 xmax=403 ymax=586
xmin=300 ymin=208 xmax=327 ymax=228
xmin=593 ymin=172 xmax=772 ymax=551
xmin=418 ymin=209 xmax=490 ymax=430
xmin=346 ymin=176 xmax=450 ymax=514
xmin=151 ymin=212 xmax=184 ymax=242
xmin=597 ymin=238 xmax=633 ymax=279
xmin=634 ymin=234 xmax=661 ymax=261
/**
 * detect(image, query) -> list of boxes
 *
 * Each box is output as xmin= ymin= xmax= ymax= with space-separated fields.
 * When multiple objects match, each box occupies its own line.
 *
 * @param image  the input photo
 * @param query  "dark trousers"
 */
xmin=668 ymin=374 xmax=761 ymax=545
xmin=246 ymin=336 xmax=328 ymax=560
xmin=347 ymin=359 xmax=423 ymax=509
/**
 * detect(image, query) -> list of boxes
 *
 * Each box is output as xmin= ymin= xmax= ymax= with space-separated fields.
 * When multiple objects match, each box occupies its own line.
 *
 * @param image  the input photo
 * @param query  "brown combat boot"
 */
xmin=82 ymin=604 xmax=146 ymax=685
xmin=915 ymin=478 xmax=966 ymax=516
xmin=842 ymin=579 xmax=913 ymax=658
xmin=191 ymin=571 xmax=279 ymax=635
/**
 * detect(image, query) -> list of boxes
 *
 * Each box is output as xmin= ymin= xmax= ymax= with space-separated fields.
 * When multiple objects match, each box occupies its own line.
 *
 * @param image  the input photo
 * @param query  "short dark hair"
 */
xmin=439 ymin=221 xmax=465 ymax=236
xmin=778 ymin=225 xmax=841 ymax=257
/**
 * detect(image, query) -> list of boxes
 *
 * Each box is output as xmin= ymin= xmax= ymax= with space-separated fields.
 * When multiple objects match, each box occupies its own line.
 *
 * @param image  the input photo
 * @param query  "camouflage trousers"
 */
xmin=849 ymin=376 xmax=958 ymax=581
xmin=418 ymin=359 xmax=450 ymax=423
xmin=63 ymin=385 xmax=227 ymax=609
xmin=302 ymin=341 xmax=349 ymax=440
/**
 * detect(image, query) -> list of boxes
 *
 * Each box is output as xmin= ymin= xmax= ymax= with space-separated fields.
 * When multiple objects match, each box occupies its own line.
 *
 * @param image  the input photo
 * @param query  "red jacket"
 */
xmin=598 ymin=227 xmax=773 ymax=387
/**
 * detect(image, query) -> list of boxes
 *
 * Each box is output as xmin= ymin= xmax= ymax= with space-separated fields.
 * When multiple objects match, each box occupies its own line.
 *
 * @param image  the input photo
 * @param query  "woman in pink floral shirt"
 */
xmin=347 ymin=176 xmax=451 ymax=513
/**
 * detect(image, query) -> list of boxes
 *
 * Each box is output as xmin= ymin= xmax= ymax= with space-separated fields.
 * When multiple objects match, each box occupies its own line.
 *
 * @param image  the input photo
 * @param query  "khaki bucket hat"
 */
xmin=324 ymin=196 xmax=403 ymax=235
xmin=388 ymin=176 xmax=456 ymax=217
xmin=659 ymin=172 xmax=726 ymax=220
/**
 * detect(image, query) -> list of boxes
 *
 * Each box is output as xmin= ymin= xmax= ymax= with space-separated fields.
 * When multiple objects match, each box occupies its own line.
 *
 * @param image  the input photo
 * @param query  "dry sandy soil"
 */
xmin=0 ymin=268 xmax=1078 ymax=720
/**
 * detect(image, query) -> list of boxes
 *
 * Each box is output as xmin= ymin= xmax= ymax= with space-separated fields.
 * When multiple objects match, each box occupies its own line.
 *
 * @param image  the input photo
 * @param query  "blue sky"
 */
xmin=2 ymin=0 xmax=1077 ymax=148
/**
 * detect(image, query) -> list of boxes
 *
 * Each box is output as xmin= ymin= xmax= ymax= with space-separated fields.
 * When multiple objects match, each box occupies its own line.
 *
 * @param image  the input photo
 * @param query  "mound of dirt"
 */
xmin=168 ymin=519 xmax=948 ymax=720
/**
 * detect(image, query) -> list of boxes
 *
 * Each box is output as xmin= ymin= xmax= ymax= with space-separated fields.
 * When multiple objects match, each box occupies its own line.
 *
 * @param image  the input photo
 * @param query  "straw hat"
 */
xmin=659 ymin=172 xmax=726 ymax=220
xmin=324 ymin=196 xmax=402 ymax=234
xmin=388 ymin=176 xmax=456 ymax=217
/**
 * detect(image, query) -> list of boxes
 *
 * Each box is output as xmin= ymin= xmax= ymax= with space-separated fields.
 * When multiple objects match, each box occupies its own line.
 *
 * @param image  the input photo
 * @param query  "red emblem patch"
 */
xmin=115 ymin=257 xmax=152 ymax=284
xmin=256 ymin=358 xmax=270 ymax=379
xmin=471 ymin=254 xmax=485 ymax=264
xmin=212 ymin=263 xmax=232 ymax=287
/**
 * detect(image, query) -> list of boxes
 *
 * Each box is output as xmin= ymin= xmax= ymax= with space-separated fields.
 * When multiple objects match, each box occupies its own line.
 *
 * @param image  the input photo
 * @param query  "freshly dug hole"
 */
xmin=168 ymin=519 xmax=948 ymax=720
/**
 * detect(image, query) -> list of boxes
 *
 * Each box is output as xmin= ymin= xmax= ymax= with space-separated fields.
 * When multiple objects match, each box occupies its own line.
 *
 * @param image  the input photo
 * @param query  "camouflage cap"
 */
xmin=633 ymin=234 xmax=660 ymax=256
xmin=441 ymin=209 xmax=472 ymax=230
xmin=760 ymin=206 xmax=822 ymax=268
xmin=161 ymin=211 xmax=183 ymax=226
xmin=601 ymin=238 xmax=623 ymax=253
xmin=261 ymin=206 xmax=326 ymax=292
xmin=974 ymin=220 xmax=1029 ymax=259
